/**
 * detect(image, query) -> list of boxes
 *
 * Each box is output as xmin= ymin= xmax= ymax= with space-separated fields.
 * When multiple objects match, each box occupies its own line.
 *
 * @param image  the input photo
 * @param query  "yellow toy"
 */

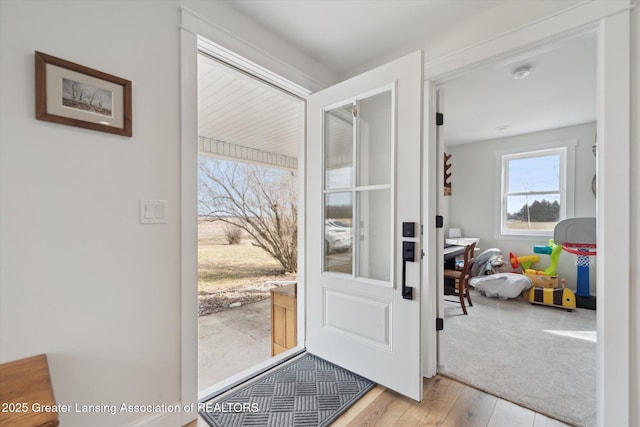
xmin=524 ymin=273 xmax=559 ymax=288
xmin=510 ymin=240 xmax=562 ymax=277
xmin=528 ymin=286 xmax=576 ymax=311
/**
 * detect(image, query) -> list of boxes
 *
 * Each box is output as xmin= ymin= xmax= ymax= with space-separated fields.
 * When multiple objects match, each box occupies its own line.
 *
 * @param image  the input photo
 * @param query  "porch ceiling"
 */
xmin=198 ymin=53 xmax=304 ymax=166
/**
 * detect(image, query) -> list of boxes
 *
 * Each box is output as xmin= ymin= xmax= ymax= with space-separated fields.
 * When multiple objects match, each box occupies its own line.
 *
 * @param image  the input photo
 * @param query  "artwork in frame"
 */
xmin=35 ymin=51 xmax=132 ymax=137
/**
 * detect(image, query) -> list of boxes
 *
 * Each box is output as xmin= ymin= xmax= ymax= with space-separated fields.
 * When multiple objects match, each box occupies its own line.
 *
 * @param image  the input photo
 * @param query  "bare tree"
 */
xmin=87 ymin=91 xmax=96 ymax=107
xmin=199 ymin=158 xmax=298 ymax=273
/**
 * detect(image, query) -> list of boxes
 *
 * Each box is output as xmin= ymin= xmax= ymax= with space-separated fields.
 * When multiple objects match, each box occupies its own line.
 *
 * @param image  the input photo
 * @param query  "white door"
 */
xmin=306 ymin=51 xmax=423 ymax=401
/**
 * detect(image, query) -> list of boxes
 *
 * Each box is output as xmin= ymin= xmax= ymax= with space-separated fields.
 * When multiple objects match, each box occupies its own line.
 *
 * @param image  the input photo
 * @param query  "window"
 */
xmin=323 ymin=88 xmax=394 ymax=282
xmin=497 ymin=142 xmax=575 ymax=237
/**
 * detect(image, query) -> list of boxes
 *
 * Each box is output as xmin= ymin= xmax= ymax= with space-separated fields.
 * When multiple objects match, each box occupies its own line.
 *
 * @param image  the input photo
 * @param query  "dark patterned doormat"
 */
xmin=199 ymin=353 xmax=375 ymax=427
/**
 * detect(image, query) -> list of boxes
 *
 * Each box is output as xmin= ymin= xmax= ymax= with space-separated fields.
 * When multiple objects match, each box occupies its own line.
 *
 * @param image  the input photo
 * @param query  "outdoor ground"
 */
xmin=198 ymin=220 xmax=296 ymax=316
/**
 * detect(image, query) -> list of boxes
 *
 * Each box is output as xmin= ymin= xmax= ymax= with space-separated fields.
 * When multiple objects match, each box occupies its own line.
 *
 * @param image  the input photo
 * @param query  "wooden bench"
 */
xmin=0 ymin=354 xmax=59 ymax=427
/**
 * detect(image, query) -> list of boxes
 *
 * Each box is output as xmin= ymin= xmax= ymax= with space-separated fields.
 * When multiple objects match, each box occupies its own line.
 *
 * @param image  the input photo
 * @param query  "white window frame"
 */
xmin=321 ymin=84 xmax=396 ymax=287
xmin=495 ymin=140 xmax=576 ymax=239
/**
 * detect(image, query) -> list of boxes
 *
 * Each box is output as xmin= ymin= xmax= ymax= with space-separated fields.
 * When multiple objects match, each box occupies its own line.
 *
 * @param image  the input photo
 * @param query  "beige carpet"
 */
xmin=439 ymin=290 xmax=596 ymax=427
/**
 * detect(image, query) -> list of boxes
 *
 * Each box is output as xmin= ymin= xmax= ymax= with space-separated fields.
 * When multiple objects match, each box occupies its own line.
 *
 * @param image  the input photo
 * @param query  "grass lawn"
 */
xmin=197 ymin=221 xmax=297 ymax=315
xmin=198 ymin=235 xmax=287 ymax=292
xmin=505 ymin=221 xmax=557 ymax=231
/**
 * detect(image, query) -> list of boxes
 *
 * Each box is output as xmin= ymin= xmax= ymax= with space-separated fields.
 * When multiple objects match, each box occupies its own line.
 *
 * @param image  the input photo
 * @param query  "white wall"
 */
xmin=446 ymin=123 xmax=597 ymax=294
xmin=0 ymin=1 xmax=328 ymax=426
xmin=0 ymin=1 xmax=181 ymax=425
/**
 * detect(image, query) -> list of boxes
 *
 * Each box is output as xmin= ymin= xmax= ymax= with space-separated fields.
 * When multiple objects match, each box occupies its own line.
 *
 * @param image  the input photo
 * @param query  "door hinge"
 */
xmin=352 ymin=105 xmax=357 ymax=117
xmin=436 ymin=318 xmax=444 ymax=331
xmin=420 ymin=224 xmax=424 ymax=235
xmin=436 ymin=113 xmax=444 ymax=126
xmin=435 ymin=215 xmax=443 ymax=228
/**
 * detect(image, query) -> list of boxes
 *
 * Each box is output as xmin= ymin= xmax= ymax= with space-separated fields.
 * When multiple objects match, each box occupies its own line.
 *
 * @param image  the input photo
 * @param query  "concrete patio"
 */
xmin=198 ymin=299 xmax=272 ymax=391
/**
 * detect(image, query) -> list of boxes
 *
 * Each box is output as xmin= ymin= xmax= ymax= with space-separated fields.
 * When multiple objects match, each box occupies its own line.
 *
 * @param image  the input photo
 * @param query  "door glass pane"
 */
xmin=357 ymin=189 xmax=390 ymax=281
xmin=324 ymin=192 xmax=352 ymax=274
xmin=358 ymin=91 xmax=392 ymax=186
xmin=325 ymin=105 xmax=353 ymax=190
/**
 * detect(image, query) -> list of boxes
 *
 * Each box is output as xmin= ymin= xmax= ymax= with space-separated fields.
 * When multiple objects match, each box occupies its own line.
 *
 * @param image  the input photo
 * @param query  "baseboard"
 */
xmin=125 ymin=401 xmax=187 ymax=427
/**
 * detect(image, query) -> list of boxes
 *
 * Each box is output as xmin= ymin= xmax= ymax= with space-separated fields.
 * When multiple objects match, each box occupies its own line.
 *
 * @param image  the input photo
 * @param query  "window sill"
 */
xmin=494 ymin=233 xmax=553 ymax=242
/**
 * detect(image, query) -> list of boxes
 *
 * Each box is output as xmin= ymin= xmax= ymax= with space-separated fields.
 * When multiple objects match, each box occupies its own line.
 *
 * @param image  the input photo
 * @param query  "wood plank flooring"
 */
xmin=185 ymin=375 xmax=569 ymax=427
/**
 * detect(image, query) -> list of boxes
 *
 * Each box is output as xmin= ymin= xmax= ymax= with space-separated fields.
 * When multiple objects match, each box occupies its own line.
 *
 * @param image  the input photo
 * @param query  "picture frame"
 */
xmin=35 ymin=51 xmax=132 ymax=137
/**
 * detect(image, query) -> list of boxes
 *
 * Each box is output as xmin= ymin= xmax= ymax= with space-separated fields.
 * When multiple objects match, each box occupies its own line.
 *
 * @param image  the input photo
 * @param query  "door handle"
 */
xmin=402 ymin=241 xmax=415 ymax=300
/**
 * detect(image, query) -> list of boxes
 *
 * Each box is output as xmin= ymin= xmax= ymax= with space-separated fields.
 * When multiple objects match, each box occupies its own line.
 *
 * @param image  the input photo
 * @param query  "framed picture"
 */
xmin=35 ymin=51 xmax=132 ymax=137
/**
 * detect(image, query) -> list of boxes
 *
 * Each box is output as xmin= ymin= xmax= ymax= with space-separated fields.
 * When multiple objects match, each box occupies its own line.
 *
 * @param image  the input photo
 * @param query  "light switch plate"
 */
xmin=140 ymin=199 xmax=168 ymax=224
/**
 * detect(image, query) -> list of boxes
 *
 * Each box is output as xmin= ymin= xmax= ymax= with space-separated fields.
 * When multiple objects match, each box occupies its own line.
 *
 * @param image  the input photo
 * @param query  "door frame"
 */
xmin=421 ymin=2 xmax=631 ymax=426
xmin=195 ymin=49 xmax=307 ymax=401
xmin=179 ymin=7 xmax=316 ymax=424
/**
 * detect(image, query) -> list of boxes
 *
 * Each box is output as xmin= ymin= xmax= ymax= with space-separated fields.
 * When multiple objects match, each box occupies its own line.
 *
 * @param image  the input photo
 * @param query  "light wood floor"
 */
xmin=185 ymin=375 xmax=569 ymax=427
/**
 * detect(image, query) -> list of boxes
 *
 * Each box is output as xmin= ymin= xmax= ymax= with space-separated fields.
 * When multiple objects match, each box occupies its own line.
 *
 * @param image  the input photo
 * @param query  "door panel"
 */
xmin=306 ymin=51 xmax=424 ymax=401
xmin=324 ymin=288 xmax=391 ymax=347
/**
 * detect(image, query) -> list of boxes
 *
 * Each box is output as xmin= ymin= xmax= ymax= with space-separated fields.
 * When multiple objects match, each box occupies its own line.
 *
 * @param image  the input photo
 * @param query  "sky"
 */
xmin=506 ymin=154 xmax=560 ymax=214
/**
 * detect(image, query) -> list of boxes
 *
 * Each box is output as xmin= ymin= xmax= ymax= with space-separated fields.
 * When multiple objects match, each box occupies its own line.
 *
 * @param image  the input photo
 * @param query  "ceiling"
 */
xmin=198 ymin=54 xmax=304 ymax=161
xmin=198 ymin=1 xmax=596 ymax=160
xmin=226 ymin=0 xmax=510 ymax=76
xmin=441 ymin=33 xmax=596 ymax=145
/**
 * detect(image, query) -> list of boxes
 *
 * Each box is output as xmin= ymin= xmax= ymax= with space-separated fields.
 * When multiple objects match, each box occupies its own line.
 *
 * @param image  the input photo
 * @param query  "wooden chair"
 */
xmin=0 ymin=354 xmax=59 ymax=427
xmin=444 ymin=242 xmax=476 ymax=315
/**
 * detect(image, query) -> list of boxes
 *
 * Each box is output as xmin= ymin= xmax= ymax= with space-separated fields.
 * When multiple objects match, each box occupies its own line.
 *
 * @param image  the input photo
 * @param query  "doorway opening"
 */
xmin=435 ymin=33 xmax=597 ymax=426
xmin=196 ymin=46 xmax=305 ymax=398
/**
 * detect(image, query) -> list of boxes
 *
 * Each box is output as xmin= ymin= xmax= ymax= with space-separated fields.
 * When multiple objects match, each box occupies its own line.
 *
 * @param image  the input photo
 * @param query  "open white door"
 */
xmin=306 ymin=51 xmax=423 ymax=401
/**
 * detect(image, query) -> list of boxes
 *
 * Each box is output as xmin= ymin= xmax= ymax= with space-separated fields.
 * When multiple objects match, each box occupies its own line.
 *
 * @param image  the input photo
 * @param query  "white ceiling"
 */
xmin=441 ymin=34 xmax=596 ymax=145
xmin=198 ymin=54 xmax=304 ymax=159
xmin=226 ymin=0 xmax=510 ymax=76
xmin=198 ymin=1 xmax=596 ymax=158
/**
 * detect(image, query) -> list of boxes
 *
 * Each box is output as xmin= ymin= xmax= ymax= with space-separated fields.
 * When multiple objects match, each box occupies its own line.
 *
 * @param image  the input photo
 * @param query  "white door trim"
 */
xmin=421 ymin=80 xmax=439 ymax=379
xmin=179 ymin=6 xmax=330 ymax=93
xmin=421 ymin=2 xmax=631 ymax=426
xmin=179 ymin=26 xmax=199 ymax=426
xmin=180 ymin=10 xmax=311 ymax=425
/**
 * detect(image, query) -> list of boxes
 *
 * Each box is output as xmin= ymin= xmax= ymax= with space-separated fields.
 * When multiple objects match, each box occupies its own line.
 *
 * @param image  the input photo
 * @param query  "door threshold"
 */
xmin=198 ymin=346 xmax=305 ymax=402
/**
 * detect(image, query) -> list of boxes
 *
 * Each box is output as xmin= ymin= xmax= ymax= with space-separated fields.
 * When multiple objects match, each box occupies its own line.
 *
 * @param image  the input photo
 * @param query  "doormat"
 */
xmin=199 ymin=353 xmax=375 ymax=427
